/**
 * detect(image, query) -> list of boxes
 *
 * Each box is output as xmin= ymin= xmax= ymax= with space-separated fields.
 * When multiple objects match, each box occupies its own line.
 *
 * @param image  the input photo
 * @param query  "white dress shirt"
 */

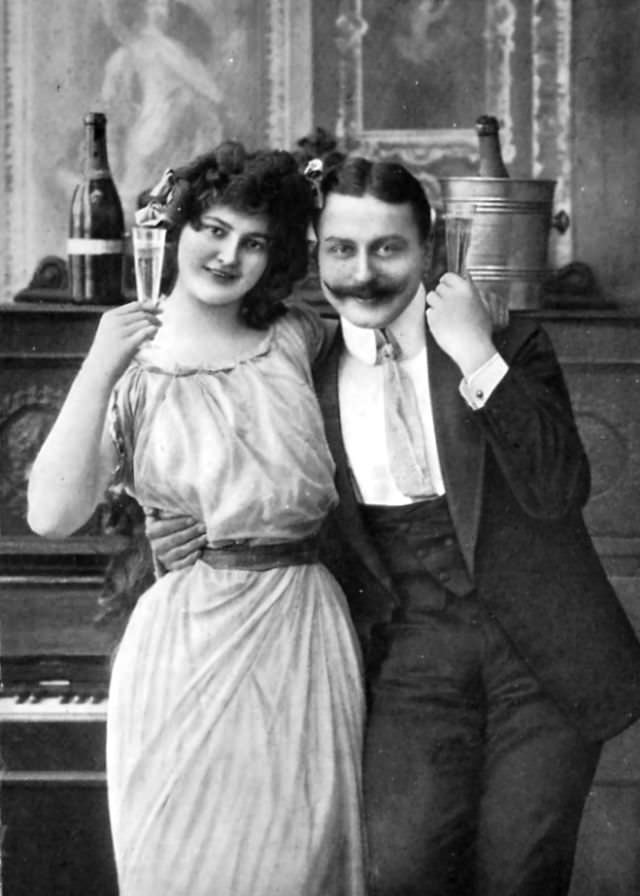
xmin=337 ymin=285 xmax=508 ymax=505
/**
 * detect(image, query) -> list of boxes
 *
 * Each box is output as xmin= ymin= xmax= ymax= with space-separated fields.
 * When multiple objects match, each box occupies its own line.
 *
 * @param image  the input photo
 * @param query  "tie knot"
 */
xmin=376 ymin=328 xmax=399 ymax=363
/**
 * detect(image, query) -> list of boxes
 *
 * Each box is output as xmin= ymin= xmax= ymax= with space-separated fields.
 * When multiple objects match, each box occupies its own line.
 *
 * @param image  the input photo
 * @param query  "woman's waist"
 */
xmin=199 ymin=535 xmax=321 ymax=571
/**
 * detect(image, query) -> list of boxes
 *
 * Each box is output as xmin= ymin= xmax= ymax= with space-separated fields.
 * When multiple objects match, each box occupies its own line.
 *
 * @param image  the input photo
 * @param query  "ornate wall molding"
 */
xmin=4 ymin=0 xmax=35 ymax=302
xmin=485 ymin=0 xmax=517 ymax=164
xmin=0 ymin=0 xmax=7 ymax=300
xmin=532 ymin=0 xmax=573 ymax=266
xmin=266 ymin=0 xmax=312 ymax=149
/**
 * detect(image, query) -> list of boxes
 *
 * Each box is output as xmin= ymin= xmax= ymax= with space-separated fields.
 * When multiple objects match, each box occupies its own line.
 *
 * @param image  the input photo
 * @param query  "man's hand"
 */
xmin=145 ymin=512 xmax=207 ymax=571
xmin=426 ymin=273 xmax=496 ymax=378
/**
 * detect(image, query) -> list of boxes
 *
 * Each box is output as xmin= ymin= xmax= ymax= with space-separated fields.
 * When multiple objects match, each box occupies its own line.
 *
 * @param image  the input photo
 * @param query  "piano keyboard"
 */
xmin=0 ymin=694 xmax=107 ymax=722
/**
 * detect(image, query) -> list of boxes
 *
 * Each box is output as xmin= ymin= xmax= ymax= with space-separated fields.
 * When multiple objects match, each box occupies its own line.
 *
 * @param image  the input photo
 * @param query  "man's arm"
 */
xmin=472 ymin=321 xmax=591 ymax=519
xmin=146 ymin=513 xmax=207 ymax=572
xmin=427 ymin=274 xmax=590 ymax=520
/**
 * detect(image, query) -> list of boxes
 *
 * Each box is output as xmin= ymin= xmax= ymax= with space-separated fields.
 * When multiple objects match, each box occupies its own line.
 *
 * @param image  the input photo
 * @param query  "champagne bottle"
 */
xmin=67 ymin=113 xmax=124 ymax=304
xmin=475 ymin=115 xmax=509 ymax=178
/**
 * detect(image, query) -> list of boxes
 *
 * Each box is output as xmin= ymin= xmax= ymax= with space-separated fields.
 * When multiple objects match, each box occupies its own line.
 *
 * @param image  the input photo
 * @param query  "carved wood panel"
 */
xmin=530 ymin=311 xmax=640 ymax=577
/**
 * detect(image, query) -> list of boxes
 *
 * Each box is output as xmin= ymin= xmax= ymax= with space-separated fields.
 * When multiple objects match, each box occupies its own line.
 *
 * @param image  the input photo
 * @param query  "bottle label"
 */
xmin=67 ymin=238 xmax=124 ymax=255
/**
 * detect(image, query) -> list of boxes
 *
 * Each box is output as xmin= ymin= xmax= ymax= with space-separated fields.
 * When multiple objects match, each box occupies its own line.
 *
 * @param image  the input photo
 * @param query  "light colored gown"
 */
xmin=107 ymin=305 xmax=366 ymax=895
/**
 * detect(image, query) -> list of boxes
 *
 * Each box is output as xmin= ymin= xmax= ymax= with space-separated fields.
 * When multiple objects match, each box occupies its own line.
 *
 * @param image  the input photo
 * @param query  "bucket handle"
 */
xmin=552 ymin=209 xmax=570 ymax=234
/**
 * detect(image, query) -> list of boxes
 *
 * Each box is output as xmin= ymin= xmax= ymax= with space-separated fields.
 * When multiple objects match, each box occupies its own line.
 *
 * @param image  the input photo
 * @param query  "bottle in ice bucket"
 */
xmin=475 ymin=115 xmax=509 ymax=178
xmin=67 ymin=113 xmax=125 ymax=304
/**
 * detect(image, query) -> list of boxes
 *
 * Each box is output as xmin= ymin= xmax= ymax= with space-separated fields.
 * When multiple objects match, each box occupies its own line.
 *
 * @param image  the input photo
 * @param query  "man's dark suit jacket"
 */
xmin=313 ymin=314 xmax=640 ymax=743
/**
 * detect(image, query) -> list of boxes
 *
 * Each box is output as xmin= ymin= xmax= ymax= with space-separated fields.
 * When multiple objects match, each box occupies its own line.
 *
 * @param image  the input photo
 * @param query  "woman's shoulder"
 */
xmin=276 ymin=301 xmax=329 ymax=362
xmin=111 ymin=358 xmax=151 ymax=416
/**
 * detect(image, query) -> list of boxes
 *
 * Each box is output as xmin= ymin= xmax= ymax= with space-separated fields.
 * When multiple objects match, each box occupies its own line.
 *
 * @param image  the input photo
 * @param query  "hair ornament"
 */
xmin=304 ymin=158 xmax=324 ymax=209
xmin=135 ymin=168 xmax=189 ymax=228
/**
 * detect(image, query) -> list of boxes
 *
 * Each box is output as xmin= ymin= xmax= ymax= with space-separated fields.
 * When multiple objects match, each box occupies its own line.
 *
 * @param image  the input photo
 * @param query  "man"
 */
xmin=148 ymin=156 xmax=640 ymax=895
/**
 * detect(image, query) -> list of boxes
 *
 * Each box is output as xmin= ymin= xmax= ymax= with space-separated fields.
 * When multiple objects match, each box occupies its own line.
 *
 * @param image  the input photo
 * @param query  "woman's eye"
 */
xmin=327 ymin=244 xmax=353 ymax=258
xmin=207 ymin=226 xmax=226 ymax=238
xmin=245 ymin=239 xmax=267 ymax=252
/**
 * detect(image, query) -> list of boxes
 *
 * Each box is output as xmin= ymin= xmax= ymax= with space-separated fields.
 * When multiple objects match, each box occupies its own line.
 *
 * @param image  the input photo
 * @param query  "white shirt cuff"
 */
xmin=459 ymin=352 xmax=509 ymax=409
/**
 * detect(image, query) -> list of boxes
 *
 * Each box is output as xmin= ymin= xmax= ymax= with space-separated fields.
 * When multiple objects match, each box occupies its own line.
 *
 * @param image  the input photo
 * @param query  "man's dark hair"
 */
xmin=319 ymin=156 xmax=432 ymax=242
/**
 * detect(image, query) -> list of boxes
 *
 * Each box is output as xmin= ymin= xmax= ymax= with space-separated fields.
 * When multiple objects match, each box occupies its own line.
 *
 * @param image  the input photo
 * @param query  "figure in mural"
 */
xmin=27 ymin=144 xmax=366 ymax=896
xmin=392 ymin=0 xmax=452 ymax=64
xmin=98 ymin=0 xmax=242 ymax=219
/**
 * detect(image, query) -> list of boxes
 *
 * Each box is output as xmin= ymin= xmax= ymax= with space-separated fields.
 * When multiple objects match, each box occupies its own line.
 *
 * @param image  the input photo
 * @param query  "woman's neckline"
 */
xmin=135 ymin=324 xmax=274 ymax=375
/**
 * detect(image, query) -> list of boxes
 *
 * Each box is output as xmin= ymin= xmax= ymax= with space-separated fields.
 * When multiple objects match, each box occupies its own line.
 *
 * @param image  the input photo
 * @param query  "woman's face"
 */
xmin=175 ymin=205 xmax=271 ymax=310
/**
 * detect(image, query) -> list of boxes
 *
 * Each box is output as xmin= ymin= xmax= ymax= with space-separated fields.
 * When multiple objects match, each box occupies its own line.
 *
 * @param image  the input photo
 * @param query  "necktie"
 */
xmin=377 ymin=328 xmax=435 ymax=499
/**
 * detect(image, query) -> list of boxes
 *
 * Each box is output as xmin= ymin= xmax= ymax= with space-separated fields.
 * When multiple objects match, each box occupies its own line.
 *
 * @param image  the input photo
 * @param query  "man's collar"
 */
xmin=340 ymin=284 xmax=427 ymax=366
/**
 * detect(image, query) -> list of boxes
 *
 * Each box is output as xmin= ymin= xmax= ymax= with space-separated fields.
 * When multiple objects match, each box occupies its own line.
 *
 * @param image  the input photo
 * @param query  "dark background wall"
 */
xmin=572 ymin=0 xmax=640 ymax=305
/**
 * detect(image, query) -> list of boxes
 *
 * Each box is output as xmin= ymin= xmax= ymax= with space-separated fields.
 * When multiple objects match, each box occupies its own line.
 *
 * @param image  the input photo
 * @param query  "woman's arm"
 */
xmin=27 ymin=303 xmax=160 ymax=538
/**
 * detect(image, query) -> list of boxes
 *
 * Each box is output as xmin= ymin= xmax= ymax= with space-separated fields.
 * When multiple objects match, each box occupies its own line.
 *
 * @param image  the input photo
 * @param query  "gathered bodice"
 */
xmin=111 ymin=304 xmax=337 ymax=545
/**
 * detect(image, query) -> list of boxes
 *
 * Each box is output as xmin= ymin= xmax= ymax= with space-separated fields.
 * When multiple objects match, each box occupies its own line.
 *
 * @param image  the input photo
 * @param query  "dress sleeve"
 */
xmin=109 ymin=363 xmax=144 ymax=489
xmin=281 ymin=301 xmax=328 ymax=364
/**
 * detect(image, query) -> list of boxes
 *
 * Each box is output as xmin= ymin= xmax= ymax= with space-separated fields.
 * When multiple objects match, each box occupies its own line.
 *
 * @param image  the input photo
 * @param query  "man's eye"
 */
xmin=375 ymin=242 xmax=401 ymax=257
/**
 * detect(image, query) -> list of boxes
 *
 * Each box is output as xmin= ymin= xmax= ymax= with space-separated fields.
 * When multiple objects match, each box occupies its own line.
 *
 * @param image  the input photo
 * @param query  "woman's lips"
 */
xmin=206 ymin=267 xmax=238 ymax=281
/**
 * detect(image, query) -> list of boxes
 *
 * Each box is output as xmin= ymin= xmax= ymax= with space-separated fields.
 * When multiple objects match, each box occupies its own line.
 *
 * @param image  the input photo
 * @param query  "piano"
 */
xmin=0 ymin=302 xmax=135 ymax=895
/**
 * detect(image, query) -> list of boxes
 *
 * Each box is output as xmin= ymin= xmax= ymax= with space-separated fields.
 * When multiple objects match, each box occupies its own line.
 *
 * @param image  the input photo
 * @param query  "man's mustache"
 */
xmin=322 ymin=278 xmax=400 ymax=300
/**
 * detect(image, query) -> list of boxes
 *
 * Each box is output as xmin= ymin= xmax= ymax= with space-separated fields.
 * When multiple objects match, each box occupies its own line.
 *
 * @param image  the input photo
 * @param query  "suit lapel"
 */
xmin=315 ymin=328 xmax=396 ymax=591
xmin=427 ymin=327 xmax=485 ymax=575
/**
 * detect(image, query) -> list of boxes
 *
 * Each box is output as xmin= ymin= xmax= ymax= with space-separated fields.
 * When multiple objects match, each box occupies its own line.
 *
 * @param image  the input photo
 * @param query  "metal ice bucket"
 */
xmin=439 ymin=177 xmax=568 ymax=309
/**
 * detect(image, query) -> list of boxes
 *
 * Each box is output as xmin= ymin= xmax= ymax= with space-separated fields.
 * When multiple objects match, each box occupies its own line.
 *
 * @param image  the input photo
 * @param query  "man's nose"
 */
xmin=352 ymin=249 xmax=373 ymax=282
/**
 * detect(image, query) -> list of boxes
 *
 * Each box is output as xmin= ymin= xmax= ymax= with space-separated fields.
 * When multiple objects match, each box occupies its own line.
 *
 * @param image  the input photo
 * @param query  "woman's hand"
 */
xmin=83 ymin=302 xmax=161 ymax=388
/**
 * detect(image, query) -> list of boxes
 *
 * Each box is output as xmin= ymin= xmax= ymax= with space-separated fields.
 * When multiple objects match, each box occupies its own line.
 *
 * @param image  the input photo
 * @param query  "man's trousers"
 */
xmin=361 ymin=498 xmax=601 ymax=896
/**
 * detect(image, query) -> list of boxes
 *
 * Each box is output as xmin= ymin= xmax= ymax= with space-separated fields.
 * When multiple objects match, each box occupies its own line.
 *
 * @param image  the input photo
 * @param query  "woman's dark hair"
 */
xmin=139 ymin=142 xmax=315 ymax=328
xmin=318 ymin=156 xmax=432 ymax=242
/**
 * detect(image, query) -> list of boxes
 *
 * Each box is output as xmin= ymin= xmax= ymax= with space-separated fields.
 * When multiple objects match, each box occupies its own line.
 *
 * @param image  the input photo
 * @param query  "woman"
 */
xmin=27 ymin=144 xmax=366 ymax=895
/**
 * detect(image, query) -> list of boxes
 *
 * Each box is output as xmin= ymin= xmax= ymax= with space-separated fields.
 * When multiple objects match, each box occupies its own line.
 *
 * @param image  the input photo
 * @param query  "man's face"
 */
xmin=317 ymin=192 xmax=427 ymax=329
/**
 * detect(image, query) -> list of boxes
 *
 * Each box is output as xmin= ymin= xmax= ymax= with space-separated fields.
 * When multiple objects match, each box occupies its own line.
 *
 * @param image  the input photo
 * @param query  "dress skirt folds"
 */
xmin=107 ymin=305 xmax=366 ymax=895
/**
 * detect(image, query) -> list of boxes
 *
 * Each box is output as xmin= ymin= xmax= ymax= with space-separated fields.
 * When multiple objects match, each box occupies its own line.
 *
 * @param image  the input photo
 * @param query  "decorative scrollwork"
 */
xmin=0 ymin=385 xmax=68 ymax=524
xmin=335 ymin=7 xmax=369 ymax=54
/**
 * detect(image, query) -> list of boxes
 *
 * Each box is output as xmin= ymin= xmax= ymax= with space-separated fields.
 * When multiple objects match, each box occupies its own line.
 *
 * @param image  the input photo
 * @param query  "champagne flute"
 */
xmin=443 ymin=201 xmax=475 ymax=276
xmin=132 ymin=225 xmax=166 ymax=310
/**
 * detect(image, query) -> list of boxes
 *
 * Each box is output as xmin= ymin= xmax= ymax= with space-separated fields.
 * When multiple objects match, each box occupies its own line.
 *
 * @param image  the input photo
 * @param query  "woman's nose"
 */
xmin=216 ymin=236 xmax=241 ymax=267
